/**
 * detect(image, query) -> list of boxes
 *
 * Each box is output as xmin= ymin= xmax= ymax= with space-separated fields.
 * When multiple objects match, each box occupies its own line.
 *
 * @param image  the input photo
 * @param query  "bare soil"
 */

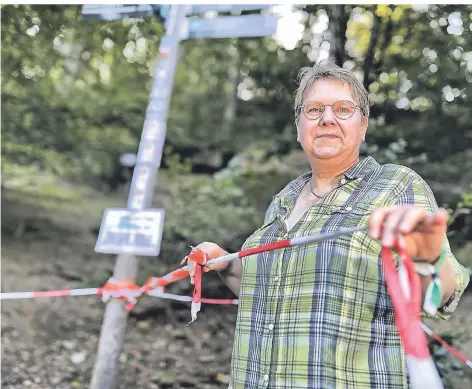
xmin=1 ymin=235 xmax=238 ymax=389
xmin=1 ymin=191 xmax=471 ymax=389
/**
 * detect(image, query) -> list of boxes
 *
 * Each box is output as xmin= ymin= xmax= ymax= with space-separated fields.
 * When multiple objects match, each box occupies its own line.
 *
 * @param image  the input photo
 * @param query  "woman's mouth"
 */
xmin=316 ymin=134 xmax=338 ymax=139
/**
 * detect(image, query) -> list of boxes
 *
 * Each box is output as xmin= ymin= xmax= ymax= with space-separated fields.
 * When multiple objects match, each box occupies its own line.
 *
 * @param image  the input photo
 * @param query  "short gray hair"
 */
xmin=294 ymin=59 xmax=370 ymax=121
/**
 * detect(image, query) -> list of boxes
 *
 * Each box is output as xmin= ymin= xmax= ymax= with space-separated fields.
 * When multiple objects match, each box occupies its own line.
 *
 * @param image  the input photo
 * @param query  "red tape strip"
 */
xmin=382 ymin=241 xmax=430 ymax=359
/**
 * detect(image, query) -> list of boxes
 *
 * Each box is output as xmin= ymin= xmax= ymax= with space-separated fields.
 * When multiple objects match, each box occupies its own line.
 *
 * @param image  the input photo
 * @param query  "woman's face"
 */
xmin=297 ymin=78 xmax=368 ymax=162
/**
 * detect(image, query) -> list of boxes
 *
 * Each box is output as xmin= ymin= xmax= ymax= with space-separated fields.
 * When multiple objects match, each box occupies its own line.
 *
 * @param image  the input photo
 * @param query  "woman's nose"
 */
xmin=319 ymin=106 xmax=336 ymax=126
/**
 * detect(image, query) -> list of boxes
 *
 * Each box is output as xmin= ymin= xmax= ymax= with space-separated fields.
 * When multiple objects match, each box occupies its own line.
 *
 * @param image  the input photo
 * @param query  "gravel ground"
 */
xmin=2 ymin=237 xmax=471 ymax=389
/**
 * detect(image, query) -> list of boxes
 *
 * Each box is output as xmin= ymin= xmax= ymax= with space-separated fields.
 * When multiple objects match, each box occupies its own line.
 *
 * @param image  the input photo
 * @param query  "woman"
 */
xmin=185 ymin=59 xmax=469 ymax=389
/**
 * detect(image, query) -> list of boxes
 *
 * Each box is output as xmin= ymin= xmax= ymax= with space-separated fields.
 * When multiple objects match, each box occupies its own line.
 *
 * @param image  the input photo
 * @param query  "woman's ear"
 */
xmin=295 ymin=111 xmax=302 ymax=142
xmin=361 ymin=116 xmax=368 ymax=141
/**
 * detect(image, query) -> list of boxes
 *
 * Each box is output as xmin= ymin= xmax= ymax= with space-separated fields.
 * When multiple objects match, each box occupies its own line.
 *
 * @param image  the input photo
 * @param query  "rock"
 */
xmin=198 ymin=354 xmax=216 ymax=362
xmin=51 ymin=376 xmax=61 ymax=385
xmin=152 ymin=338 xmax=167 ymax=349
xmin=71 ymin=350 xmax=87 ymax=364
xmin=63 ymin=340 xmax=77 ymax=350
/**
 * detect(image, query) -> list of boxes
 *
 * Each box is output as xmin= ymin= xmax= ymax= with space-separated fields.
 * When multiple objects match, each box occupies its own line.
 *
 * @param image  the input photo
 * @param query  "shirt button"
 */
xmin=345 ymin=206 xmax=352 ymax=211
xmin=340 ymin=178 xmax=346 ymax=185
xmin=274 ymin=276 xmax=279 ymax=282
xmin=263 ymin=374 xmax=269 ymax=382
xmin=268 ymin=323 xmax=274 ymax=331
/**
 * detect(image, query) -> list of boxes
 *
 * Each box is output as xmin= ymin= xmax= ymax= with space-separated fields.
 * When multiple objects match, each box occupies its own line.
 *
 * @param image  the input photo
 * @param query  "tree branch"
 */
xmin=363 ymin=8 xmax=382 ymax=90
xmin=375 ymin=5 xmax=395 ymax=74
xmin=327 ymin=5 xmax=350 ymax=66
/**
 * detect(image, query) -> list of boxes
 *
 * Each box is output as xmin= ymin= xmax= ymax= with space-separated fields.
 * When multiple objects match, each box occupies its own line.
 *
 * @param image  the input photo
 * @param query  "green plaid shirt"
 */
xmin=229 ymin=156 xmax=469 ymax=389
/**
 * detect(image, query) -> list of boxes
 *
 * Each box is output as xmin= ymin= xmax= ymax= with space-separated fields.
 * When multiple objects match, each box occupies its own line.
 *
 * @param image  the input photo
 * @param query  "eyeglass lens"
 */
xmin=303 ymin=101 xmax=356 ymax=120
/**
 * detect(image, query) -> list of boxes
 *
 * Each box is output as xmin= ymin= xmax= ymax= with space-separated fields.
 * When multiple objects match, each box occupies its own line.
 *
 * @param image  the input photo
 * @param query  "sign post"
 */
xmin=82 ymin=4 xmax=279 ymax=389
xmin=88 ymin=5 xmax=186 ymax=389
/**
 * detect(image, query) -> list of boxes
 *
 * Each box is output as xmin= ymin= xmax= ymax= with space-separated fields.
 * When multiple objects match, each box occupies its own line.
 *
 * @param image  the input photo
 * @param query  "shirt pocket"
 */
xmin=330 ymin=202 xmax=386 ymax=314
xmin=331 ymin=201 xmax=372 ymax=217
xmin=330 ymin=201 xmax=384 ymax=253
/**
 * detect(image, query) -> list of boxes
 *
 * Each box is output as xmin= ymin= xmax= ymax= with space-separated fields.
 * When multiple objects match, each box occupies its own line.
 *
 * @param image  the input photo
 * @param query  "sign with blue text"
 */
xmin=188 ymin=4 xmax=272 ymax=15
xmin=185 ymin=14 xmax=279 ymax=40
xmin=95 ymin=208 xmax=165 ymax=256
xmin=81 ymin=4 xmax=154 ymax=20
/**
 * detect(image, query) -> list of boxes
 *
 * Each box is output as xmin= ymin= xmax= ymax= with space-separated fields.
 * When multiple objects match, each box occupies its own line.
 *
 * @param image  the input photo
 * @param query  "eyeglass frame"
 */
xmin=296 ymin=100 xmax=365 ymax=121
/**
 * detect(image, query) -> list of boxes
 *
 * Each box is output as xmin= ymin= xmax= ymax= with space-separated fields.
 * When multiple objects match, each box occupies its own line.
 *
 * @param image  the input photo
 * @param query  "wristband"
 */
xmin=430 ymin=245 xmax=448 ymax=271
xmin=423 ymin=245 xmax=447 ymax=315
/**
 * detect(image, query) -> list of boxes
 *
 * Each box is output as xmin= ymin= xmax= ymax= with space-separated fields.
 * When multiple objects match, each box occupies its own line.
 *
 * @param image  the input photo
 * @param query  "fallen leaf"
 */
xmin=137 ymin=321 xmax=150 ymax=329
xmin=216 ymin=373 xmax=230 ymax=384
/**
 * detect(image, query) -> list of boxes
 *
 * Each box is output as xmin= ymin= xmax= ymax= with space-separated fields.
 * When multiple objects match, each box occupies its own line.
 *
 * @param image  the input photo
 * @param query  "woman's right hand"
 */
xmin=181 ymin=242 xmax=229 ymax=285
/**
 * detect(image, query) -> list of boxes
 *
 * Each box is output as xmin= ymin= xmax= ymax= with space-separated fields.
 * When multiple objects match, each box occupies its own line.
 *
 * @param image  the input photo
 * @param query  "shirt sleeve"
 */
xmin=393 ymin=175 xmax=470 ymax=320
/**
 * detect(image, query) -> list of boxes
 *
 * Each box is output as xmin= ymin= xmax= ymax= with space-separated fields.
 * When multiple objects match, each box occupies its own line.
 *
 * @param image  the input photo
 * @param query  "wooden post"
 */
xmin=89 ymin=5 xmax=186 ymax=389
xmin=89 ymin=255 xmax=138 ymax=389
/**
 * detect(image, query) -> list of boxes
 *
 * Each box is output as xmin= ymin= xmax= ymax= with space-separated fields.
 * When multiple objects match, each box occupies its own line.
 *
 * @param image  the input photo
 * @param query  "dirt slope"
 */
xmin=1 ymin=188 xmax=471 ymax=389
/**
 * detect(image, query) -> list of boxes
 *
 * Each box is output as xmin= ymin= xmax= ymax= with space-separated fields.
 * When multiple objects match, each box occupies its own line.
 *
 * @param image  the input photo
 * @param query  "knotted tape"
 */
xmin=184 ymin=246 xmax=209 ymax=324
xmin=98 ymin=278 xmax=143 ymax=312
xmin=99 ymin=246 xmax=209 ymax=319
xmin=99 ymin=277 xmax=168 ymax=311
xmin=382 ymin=237 xmax=443 ymax=389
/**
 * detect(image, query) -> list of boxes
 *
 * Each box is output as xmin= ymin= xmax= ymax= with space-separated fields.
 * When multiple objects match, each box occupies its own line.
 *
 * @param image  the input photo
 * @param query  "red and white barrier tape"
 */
xmin=0 ymin=282 xmax=239 ymax=307
xmin=382 ymin=238 xmax=442 ymax=389
xmin=1 ymin=288 xmax=99 ymax=299
xmin=1 ymin=226 xmax=471 ymax=385
xmin=0 ymin=281 xmax=468 ymax=370
xmin=420 ymin=323 xmax=472 ymax=368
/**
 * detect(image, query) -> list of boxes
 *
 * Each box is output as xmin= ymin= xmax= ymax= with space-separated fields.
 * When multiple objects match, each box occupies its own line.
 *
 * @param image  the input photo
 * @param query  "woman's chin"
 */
xmin=311 ymin=146 xmax=343 ymax=159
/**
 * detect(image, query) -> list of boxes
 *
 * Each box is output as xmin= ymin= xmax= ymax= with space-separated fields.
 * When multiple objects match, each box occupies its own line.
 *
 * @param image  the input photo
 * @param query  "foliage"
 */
xmin=1 ymin=4 xmax=164 ymax=187
xmin=1 ymin=4 xmax=471 ymax=251
xmin=1 ymin=7 xmax=471 ymax=388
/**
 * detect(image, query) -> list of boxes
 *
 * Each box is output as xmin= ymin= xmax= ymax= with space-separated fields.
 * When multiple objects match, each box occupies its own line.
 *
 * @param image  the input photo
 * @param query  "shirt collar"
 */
xmin=275 ymin=156 xmax=380 ymax=206
xmin=343 ymin=156 xmax=379 ymax=179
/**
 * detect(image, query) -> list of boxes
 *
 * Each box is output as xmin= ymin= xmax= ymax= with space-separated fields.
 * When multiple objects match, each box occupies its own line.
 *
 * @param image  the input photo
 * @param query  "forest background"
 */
xmin=1 ymin=4 xmax=472 ymax=389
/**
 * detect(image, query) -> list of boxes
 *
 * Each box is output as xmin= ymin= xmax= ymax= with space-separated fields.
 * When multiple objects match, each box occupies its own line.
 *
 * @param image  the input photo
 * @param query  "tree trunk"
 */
xmin=363 ymin=8 xmax=382 ymax=89
xmin=222 ymin=39 xmax=241 ymax=143
xmin=327 ymin=5 xmax=350 ymax=66
xmin=375 ymin=5 xmax=395 ymax=75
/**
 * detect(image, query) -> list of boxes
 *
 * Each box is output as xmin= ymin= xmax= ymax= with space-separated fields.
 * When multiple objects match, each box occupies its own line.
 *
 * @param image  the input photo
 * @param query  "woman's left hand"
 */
xmin=368 ymin=205 xmax=448 ymax=261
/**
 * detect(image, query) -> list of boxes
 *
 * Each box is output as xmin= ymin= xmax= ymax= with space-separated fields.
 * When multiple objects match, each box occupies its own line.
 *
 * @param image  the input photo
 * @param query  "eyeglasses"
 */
xmin=297 ymin=100 xmax=363 ymax=121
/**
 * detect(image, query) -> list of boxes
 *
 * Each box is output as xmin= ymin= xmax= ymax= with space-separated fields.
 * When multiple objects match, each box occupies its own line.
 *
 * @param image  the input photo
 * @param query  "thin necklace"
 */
xmin=309 ymin=181 xmax=325 ymax=198
xmin=309 ymin=177 xmax=342 ymax=199
xmin=309 ymin=159 xmax=358 ymax=199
